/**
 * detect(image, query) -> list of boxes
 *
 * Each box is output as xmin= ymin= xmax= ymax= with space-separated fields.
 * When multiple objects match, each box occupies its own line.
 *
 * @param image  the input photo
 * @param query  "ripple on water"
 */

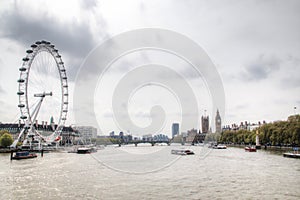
xmin=0 ymin=147 xmax=300 ymax=199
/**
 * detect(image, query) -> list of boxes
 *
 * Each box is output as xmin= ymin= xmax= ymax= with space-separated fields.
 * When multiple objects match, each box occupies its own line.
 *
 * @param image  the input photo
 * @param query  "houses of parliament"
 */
xmin=181 ymin=109 xmax=222 ymax=144
xmin=201 ymin=109 xmax=222 ymax=134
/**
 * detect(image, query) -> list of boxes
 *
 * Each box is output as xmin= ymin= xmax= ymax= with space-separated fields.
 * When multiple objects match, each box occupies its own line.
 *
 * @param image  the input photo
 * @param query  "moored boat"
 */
xmin=213 ymin=144 xmax=227 ymax=149
xmin=171 ymin=149 xmax=195 ymax=155
xmin=77 ymin=147 xmax=92 ymax=154
xmin=245 ymin=146 xmax=257 ymax=152
xmin=76 ymin=145 xmax=98 ymax=154
xmin=283 ymin=152 xmax=300 ymax=159
xmin=67 ymin=148 xmax=78 ymax=153
xmin=283 ymin=147 xmax=300 ymax=158
xmin=11 ymin=151 xmax=37 ymax=160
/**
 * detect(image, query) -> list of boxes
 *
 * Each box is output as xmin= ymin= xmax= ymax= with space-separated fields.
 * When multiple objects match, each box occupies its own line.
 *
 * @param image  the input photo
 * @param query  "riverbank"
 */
xmin=0 ymin=148 xmax=15 ymax=153
xmin=226 ymin=144 xmax=296 ymax=151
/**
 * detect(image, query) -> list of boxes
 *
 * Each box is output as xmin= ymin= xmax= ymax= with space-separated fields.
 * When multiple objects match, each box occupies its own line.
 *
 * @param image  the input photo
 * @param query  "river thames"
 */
xmin=0 ymin=145 xmax=299 ymax=200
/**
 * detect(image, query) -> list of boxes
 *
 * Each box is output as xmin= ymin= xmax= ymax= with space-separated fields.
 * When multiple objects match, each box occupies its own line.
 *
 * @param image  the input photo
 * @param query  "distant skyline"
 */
xmin=0 ymin=0 xmax=299 ymax=136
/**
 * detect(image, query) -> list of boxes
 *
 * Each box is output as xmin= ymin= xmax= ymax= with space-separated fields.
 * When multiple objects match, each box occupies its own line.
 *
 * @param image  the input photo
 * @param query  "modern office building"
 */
xmin=172 ymin=123 xmax=179 ymax=138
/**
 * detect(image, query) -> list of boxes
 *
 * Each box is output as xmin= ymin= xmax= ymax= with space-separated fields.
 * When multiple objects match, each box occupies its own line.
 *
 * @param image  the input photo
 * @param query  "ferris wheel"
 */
xmin=12 ymin=40 xmax=68 ymax=147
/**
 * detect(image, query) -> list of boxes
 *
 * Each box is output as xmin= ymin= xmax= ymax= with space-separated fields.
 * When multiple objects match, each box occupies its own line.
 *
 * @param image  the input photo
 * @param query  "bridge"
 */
xmin=118 ymin=140 xmax=171 ymax=147
xmin=105 ymin=132 xmax=205 ymax=147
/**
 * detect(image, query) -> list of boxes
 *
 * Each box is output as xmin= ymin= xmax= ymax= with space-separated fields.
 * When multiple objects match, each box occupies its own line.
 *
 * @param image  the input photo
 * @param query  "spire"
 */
xmin=215 ymin=109 xmax=222 ymax=133
xmin=215 ymin=109 xmax=221 ymax=120
xmin=50 ymin=116 xmax=54 ymax=124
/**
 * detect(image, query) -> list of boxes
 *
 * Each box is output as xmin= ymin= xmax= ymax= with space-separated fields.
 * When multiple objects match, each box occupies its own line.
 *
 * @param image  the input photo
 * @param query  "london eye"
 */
xmin=12 ymin=40 xmax=68 ymax=148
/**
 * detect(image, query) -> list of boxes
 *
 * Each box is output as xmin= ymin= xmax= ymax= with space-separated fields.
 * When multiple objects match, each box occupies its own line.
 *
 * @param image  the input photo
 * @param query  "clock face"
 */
xmin=217 ymin=119 xmax=220 ymax=123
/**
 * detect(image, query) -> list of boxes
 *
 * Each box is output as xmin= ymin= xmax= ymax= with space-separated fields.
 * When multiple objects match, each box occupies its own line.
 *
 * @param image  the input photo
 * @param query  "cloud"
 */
xmin=0 ymin=11 xmax=95 ymax=57
xmin=102 ymin=110 xmax=113 ymax=118
xmin=280 ymin=55 xmax=300 ymax=89
xmin=281 ymin=76 xmax=300 ymax=89
xmin=0 ymin=1 xmax=108 ymax=81
xmin=134 ymin=111 xmax=151 ymax=119
xmin=0 ymin=85 xmax=5 ymax=94
xmin=241 ymin=54 xmax=282 ymax=81
xmin=0 ymin=0 xmax=299 ymax=129
xmin=64 ymin=56 xmax=85 ymax=82
xmin=0 ymin=98 xmax=16 ymax=122
xmin=80 ymin=0 xmax=98 ymax=10
xmin=234 ymin=104 xmax=247 ymax=110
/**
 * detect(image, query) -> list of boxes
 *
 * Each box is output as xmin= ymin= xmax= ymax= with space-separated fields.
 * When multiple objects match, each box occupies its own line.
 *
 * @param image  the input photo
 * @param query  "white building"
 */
xmin=73 ymin=126 xmax=97 ymax=139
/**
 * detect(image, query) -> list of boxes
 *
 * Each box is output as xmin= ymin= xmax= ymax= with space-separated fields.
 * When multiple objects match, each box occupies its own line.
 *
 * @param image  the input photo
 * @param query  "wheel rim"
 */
xmin=17 ymin=40 xmax=68 ymax=134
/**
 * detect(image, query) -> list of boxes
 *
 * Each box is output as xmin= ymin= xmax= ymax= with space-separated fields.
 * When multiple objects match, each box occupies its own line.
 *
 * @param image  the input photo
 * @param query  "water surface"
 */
xmin=0 ymin=145 xmax=299 ymax=199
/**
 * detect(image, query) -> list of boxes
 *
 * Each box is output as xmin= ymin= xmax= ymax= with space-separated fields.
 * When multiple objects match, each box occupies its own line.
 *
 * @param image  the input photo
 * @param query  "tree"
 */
xmin=0 ymin=130 xmax=10 ymax=137
xmin=292 ymin=126 xmax=300 ymax=145
xmin=0 ymin=133 xmax=13 ymax=147
xmin=218 ymin=115 xmax=300 ymax=146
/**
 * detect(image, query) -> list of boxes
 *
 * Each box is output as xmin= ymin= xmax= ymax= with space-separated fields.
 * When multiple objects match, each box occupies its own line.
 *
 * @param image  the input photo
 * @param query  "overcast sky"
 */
xmin=0 ymin=0 xmax=299 ymax=136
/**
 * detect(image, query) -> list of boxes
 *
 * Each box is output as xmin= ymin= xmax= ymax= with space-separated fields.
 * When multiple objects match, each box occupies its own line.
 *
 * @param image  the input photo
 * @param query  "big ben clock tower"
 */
xmin=215 ymin=109 xmax=222 ymax=133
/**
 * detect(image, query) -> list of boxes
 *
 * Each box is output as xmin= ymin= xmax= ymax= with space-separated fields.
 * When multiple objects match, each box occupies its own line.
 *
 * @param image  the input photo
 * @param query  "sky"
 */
xmin=0 ymin=0 xmax=299 ymax=136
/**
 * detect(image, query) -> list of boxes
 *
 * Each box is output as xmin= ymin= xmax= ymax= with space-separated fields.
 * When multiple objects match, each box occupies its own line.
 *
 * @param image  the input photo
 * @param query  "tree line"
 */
xmin=219 ymin=115 xmax=300 ymax=146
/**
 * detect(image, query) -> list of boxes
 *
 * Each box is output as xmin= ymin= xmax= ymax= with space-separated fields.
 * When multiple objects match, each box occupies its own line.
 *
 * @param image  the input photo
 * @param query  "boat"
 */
xmin=283 ymin=147 xmax=300 ymax=159
xmin=77 ymin=147 xmax=92 ymax=154
xmin=11 ymin=151 xmax=37 ymax=160
xmin=208 ymin=143 xmax=227 ymax=149
xmin=245 ymin=146 xmax=257 ymax=152
xmin=171 ymin=149 xmax=195 ymax=155
xmin=283 ymin=152 xmax=300 ymax=159
xmin=212 ymin=144 xmax=227 ymax=149
xmin=67 ymin=148 xmax=78 ymax=153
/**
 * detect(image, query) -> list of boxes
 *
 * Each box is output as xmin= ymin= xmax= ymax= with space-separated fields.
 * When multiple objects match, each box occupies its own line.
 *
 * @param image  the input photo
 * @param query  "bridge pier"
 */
xmin=135 ymin=143 xmax=137 ymax=147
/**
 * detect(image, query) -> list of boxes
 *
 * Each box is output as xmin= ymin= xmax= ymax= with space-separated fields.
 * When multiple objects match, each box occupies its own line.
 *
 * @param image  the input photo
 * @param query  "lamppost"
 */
xmin=294 ymin=106 xmax=297 ymax=115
